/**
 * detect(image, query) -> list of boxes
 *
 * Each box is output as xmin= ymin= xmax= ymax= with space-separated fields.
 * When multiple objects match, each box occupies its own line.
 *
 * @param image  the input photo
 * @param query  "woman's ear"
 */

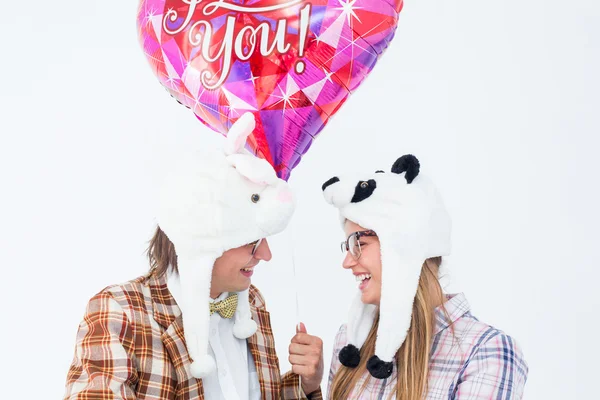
xmin=224 ymin=113 xmax=255 ymax=156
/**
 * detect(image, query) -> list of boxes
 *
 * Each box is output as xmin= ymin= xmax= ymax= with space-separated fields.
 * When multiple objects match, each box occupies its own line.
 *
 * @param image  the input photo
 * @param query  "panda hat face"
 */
xmin=321 ymin=154 xmax=451 ymax=380
xmin=322 ymin=155 xmax=427 ymax=237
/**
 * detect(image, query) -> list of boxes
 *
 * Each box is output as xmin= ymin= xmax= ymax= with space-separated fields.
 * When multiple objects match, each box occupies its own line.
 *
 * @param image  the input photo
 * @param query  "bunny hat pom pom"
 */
xmin=156 ymin=113 xmax=296 ymax=379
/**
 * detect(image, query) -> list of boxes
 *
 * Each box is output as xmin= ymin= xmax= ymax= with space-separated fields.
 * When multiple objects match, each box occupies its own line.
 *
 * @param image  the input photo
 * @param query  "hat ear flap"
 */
xmin=391 ymin=155 xmax=420 ymax=184
xmin=177 ymin=254 xmax=219 ymax=379
xmin=340 ymin=292 xmax=377 ymax=367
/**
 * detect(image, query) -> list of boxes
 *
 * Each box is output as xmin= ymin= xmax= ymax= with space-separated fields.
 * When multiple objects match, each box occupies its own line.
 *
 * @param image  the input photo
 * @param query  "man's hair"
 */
xmin=147 ymin=226 xmax=178 ymax=277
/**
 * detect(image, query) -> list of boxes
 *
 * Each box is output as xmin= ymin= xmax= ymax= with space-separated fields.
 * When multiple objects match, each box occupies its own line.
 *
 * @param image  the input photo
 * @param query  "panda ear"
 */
xmin=391 ymin=154 xmax=420 ymax=184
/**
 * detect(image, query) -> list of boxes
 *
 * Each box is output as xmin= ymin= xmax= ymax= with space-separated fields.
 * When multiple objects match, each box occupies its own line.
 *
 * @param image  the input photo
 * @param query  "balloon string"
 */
xmin=290 ymin=224 xmax=302 ymax=397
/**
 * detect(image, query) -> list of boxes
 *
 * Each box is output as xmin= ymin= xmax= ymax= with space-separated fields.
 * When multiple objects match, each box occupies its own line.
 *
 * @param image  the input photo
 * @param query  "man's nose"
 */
xmin=254 ymin=239 xmax=272 ymax=262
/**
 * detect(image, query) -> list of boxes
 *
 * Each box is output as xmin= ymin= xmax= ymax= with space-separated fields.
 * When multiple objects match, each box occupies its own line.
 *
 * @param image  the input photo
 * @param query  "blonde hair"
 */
xmin=330 ymin=257 xmax=451 ymax=400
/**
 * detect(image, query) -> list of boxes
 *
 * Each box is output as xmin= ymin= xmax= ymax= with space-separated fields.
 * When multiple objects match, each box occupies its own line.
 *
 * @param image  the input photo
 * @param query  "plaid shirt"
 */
xmin=327 ymin=294 xmax=528 ymax=399
xmin=64 ymin=271 xmax=322 ymax=400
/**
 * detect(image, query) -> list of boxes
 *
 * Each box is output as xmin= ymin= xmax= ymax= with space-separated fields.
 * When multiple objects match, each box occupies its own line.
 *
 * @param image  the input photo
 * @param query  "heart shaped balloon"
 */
xmin=138 ymin=0 xmax=403 ymax=180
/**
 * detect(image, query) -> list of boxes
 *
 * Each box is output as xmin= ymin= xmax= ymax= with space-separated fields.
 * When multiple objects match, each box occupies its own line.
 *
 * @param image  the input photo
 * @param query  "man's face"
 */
xmin=210 ymin=239 xmax=272 ymax=298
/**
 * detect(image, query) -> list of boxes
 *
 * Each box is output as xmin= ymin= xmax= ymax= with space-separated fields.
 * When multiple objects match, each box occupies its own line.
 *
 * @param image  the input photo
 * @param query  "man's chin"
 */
xmin=231 ymin=278 xmax=252 ymax=293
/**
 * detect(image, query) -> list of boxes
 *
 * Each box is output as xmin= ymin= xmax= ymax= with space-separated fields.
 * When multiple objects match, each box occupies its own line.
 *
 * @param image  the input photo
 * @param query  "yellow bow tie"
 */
xmin=209 ymin=293 xmax=238 ymax=319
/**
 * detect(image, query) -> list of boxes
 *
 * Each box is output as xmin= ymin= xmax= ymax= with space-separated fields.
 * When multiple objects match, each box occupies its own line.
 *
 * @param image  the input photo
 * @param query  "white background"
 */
xmin=1 ymin=0 xmax=598 ymax=398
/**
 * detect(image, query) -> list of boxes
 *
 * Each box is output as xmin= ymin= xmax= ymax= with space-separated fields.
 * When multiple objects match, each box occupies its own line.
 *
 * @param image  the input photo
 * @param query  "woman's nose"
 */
xmin=342 ymin=251 xmax=356 ymax=269
xmin=254 ymin=239 xmax=272 ymax=262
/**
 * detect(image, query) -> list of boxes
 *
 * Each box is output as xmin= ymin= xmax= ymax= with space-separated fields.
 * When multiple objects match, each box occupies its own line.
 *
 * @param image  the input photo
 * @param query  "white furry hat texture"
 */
xmin=156 ymin=113 xmax=296 ymax=378
xmin=322 ymin=155 xmax=451 ymax=379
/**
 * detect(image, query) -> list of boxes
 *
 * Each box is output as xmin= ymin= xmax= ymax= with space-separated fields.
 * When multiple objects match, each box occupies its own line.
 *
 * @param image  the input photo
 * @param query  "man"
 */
xmin=64 ymin=114 xmax=324 ymax=399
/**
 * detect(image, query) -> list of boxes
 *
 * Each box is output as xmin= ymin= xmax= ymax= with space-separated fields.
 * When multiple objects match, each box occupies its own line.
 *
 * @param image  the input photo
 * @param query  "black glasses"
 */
xmin=341 ymin=230 xmax=377 ymax=260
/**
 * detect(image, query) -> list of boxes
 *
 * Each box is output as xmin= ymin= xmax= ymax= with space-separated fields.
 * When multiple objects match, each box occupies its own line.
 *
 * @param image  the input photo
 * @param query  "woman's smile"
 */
xmin=355 ymin=272 xmax=372 ymax=291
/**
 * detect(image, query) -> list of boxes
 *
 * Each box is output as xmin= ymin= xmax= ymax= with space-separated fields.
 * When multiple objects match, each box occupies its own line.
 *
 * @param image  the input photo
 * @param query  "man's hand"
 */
xmin=288 ymin=323 xmax=324 ymax=395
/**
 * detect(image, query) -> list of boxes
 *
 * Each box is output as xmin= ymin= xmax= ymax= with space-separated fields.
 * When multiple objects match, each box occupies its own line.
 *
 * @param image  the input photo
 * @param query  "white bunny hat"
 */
xmin=156 ymin=113 xmax=296 ymax=378
xmin=322 ymin=155 xmax=451 ymax=379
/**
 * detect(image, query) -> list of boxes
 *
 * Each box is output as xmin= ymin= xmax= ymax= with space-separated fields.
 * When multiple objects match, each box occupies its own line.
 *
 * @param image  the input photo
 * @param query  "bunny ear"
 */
xmin=227 ymin=154 xmax=278 ymax=186
xmin=224 ymin=113 xmax=256 ymax=156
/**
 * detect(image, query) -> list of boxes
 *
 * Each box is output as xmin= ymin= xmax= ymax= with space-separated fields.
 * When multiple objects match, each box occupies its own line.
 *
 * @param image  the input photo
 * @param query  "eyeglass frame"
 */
xmin=247 ymin=238 xmax=263 ymax=256
xmin=340 ymin=230 xmax=377 ymax=260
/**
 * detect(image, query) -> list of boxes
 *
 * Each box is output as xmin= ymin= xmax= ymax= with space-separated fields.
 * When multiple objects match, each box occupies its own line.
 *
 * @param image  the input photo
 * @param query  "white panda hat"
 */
xmin=322 ymin=155 xmax=451 ymax=379
xmin=156 ymin=113 xmax=296 ymax=378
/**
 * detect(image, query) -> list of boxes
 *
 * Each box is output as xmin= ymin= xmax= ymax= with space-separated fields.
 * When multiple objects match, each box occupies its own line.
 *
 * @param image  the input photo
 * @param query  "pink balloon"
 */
xmin=138 ymin=0 xmax=403 ymax=180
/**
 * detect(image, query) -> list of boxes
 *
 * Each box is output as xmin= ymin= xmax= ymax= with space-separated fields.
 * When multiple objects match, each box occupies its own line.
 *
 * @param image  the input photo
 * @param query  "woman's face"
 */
xmin=343 ymin=220 xmax=382 ymax=306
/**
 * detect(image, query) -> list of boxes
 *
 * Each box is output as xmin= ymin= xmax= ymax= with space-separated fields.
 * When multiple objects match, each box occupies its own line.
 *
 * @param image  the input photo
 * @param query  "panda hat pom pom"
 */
xmin=322 ymin=155 xmax=451 ymax=379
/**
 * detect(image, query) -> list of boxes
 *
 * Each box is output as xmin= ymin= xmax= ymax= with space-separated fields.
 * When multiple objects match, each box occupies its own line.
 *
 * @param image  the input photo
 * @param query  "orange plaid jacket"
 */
xmin=64 ymin=271 xmax=322 ymax=400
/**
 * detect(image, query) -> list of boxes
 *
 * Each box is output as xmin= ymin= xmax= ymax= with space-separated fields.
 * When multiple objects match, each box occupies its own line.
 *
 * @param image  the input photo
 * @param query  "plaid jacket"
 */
xmin=64 ymin=271 xmax=322 ymax=400
xmin=327 ymin=294 xmax=528 ymax=399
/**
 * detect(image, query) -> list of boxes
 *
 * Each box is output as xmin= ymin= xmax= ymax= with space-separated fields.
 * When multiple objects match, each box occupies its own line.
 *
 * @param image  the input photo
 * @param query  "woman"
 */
xmin=321 ymin=155 xmax=528 ymax=399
